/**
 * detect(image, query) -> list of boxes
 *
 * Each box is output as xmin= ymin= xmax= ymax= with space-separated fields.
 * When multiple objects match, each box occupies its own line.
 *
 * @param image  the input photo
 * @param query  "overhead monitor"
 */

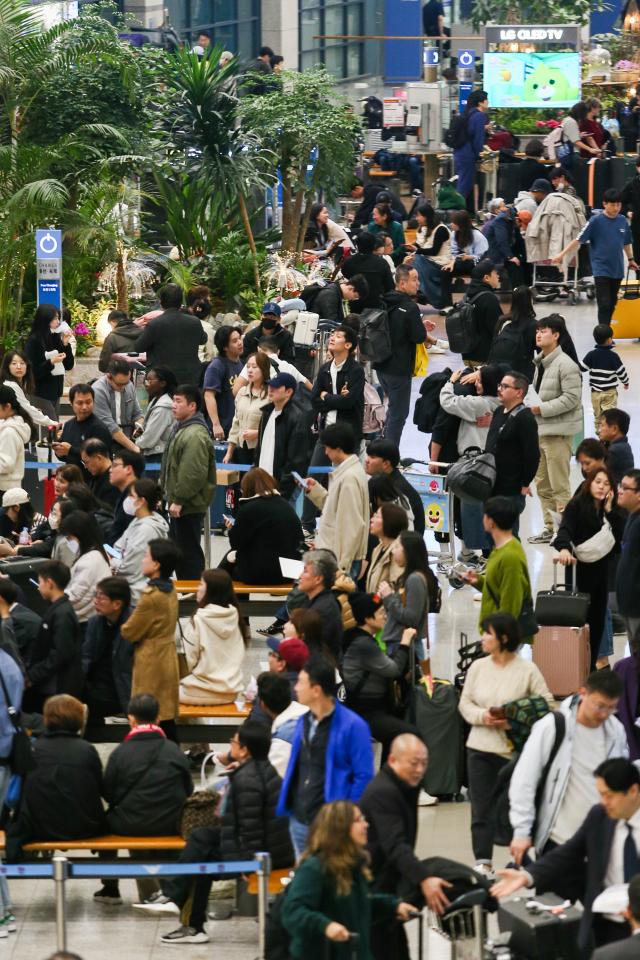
xmin=483 ymin=52 xmax=581 ymax=109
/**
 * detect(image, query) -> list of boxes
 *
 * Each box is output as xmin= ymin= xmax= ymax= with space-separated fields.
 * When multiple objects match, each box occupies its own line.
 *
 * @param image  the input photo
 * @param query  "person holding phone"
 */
xmin=24 ymin=305 xmax=74 ymax=412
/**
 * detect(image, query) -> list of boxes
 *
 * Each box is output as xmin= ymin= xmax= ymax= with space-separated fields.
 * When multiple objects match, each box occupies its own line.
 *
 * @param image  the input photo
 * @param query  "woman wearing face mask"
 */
xmin=0 ymin=350 xmax=58 ymax=427
xmin=15 ymin=499 xmax=78 ymax=567
xmin=24 ymin=305 xmax=74 ymax=411
xmin=112 ymin=479 xmax=169 ymax=603
xmin=223 ymin=352 xmax=270 ymax=465
xmin=135 ymin=366 xmax=177 ymax=463
xmin=57 ymin=510 xmax=110 ymax=632
xmin=553 ymin=466 xmax=626 ymax=671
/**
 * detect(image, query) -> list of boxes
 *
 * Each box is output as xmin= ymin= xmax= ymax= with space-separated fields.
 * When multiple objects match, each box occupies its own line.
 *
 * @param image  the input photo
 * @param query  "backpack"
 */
xmin=358 ymin=307 xmax=392 ymax=364
xmin=413 ymin=368 xmax=452 ymax=433
xmin=446 ymin=447 xmax=497 ymax=503
xmin=444 ymin=113 xmax=468 ymax=150
xmin=362 ymin=381 xmax=386 ymax=435
xmin=445 ymin=292 xmax=485 ymax=357
xmin=488 ymin=321 xmax=529 ymax=372
xmin=299 ymin=281 xmax=327 ymax=312
xmin=426 ymin=564 xmax=442 ymax=614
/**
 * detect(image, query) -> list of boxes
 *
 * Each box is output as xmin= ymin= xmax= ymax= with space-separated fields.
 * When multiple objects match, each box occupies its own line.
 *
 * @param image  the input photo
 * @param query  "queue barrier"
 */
xmin=0 ymin=851 xmax=272 ymax=956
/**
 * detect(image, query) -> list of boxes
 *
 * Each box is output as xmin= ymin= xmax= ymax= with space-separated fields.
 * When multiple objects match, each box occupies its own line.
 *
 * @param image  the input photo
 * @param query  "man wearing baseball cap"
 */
xmin=255 ymin=372 xmax=312 ymax=500
xmin=242 ymin=301 xmax=296 ymax=362
xmin=267 ymin=636 xmax=310 ymax=690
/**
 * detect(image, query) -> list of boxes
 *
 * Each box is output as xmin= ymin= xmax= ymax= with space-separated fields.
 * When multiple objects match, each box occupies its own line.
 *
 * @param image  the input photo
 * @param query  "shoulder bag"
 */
xmin=0 ymin=671 xmax=35 ymax=776
xmin=485 ymin=582 xmax=538 ymax=639
xmin=572 ymin=518 xmax=615 ymax=563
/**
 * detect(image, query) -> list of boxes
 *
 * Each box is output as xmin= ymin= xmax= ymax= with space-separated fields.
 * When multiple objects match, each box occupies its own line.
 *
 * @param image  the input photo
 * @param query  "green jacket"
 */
xmin=160 ymin=414 xmax=216 ymax=514
xmin=282 ymin=855 xmax=398 ymax=960
xmin=475 ymin=538 xmax=533 ymax=640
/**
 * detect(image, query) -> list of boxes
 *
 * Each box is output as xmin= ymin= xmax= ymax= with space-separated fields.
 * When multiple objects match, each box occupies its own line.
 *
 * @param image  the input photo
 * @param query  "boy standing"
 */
xmin=599 ymin=408 xmax=635 ymax=484
xmin=580 ymin=323 xmax=629 ymax=423
xmin=553 ymin=188 xmax=638 ymax=324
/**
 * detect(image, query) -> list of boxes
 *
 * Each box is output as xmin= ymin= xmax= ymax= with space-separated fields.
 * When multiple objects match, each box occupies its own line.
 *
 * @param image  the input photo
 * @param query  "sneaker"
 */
xmin=435 ymin=338 xmax=449 ymax=351
xmin=418 ymin=790 xmax=439 ymax=806
xmin=207 ymin=905 xmax=233 ymax=920
xmin=0 ymin=918 xmax=8 ymax=939
xmin=427 ymin=343 xmax=448 ymax=354
xmin=473 ymin=863 xmax=496 ymax=881
xmin=3 ymin=913 xmax=15 ymax=933
xmin=527 ymin=529 xmax=554 ymax=544
xmin=257 ymin=620 xmax=285 ymax=637
xmin=160 ymin=926 xmax=210 ymax=944
xmin=93 ymin=887 xmax=122 ymax=906
xmin=133 ymin=893 xmax=179 ymax=915
xmin=457 ymin=550 xmax=478 ymax=564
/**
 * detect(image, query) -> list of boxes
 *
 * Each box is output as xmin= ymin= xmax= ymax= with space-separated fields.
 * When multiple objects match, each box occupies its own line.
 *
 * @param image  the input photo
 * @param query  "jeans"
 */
xmin=170 ymin=512 xmax=205 ymax=580
xmin=377 ymin=371 xmax=412 ymax=448
xmin=594 ymin=276 xmax=622 ymax=324
xmin=413 ymin=256 xmax=444 ymax=309
xmin=467 ymin=748 xmax=510 ymax=862
xmin=598 ymin=607 xmax=614 ymax=659
xmin=289 ymin=817 xmax=309 ymax=861
xmin=534 ymin=435 xmax=573 ymax=530
xmin=301 ymin=441 xmax=331 ymax=531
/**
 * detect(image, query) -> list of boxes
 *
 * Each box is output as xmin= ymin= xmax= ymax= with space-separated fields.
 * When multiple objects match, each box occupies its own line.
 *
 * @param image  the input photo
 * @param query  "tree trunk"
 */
xmin=281 ymin=173 xmax=296 ymax=253
xmin=116 ymin=246 xmax=128 ymax=312
xmin=238 ymin=192 xmax=261 ymax=292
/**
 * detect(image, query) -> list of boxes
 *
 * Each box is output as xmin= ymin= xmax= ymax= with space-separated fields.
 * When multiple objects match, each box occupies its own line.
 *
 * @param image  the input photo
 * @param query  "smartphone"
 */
xmin=222 ymin=514 xmax=236 ymax=527
xmin=489 ymin=706 xmax=506 ymax=720
xmin=291 ymin=471 xmax=309 ymax=490
xmin=103 ymin=544 xmax=122 ymax=559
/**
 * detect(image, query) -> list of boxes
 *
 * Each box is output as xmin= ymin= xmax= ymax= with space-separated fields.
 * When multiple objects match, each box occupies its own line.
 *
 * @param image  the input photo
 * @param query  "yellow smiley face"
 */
xmin=425 ymin=503 xmax=444 ymax=530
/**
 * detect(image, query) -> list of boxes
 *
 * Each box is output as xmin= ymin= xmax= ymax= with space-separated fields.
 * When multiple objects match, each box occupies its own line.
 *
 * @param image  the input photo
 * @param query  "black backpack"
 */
xmin=445 ymin=292 xmax=485 ymax=357
xmin=444 ymin=113 xmax=468 ymax=150
xmin=358 ymin=307 xmax=392 ymax=364
xmin=488 ymin=322 xmax=529 ymax=373
xmin=413 ymin=368 xmax=452 ymax=433
xmin=299 ymin=281 xmax=327 ymax=312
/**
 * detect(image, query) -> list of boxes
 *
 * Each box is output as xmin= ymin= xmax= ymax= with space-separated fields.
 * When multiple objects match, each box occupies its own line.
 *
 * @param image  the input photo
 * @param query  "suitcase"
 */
xmin=611 ymin=271 xmax=640 ymax=339
xmin=409 ymin=676 xmax=465 ymax=798
xmin=534 ymin=562 xmax=590 ymax=628
xmin=0 ymin=557 xmax=50 ymax=615
xmin=498 ymin=892 xmax=582 ymax=960
xmin=292 ymin=311 xmax=319 ymax=347
xmin=532 ymin=624 xmax=590 ymax=698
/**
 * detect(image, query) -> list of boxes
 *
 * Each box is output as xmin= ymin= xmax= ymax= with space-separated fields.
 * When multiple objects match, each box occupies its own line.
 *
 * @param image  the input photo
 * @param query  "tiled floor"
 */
xmin=8 ymin=296 xmax=640 ymax=958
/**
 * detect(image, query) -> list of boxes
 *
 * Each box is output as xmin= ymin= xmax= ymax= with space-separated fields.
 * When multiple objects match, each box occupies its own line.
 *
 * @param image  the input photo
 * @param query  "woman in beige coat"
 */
xmin=365 ymin=502 xmax=408 ymax=594
xmin=223 ymin=351 xmax=270 ymax=465
xmin=121 ymin=539 xmax=180 ymax=739
xmin=179 ymin=569 xmax=249 ymax=705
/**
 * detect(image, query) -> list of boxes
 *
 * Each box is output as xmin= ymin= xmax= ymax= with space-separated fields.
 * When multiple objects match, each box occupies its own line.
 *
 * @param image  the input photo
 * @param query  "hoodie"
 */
xmin=136 ymin=393 xmax=174 ymax=456
xmin=160 ymin=413 xmax=216 ymax=514
xmin=375 ymin=290 xmax=426 ymax=377
xmin=99 ymin=321 xmax=142 ymax=372
xmin=0 ymin=416 xmax=32 ymax=491
xmin=113 ymin=512 xmax=170 ymax=603
xmin=179 ymin=603 xmax=246 ymax=704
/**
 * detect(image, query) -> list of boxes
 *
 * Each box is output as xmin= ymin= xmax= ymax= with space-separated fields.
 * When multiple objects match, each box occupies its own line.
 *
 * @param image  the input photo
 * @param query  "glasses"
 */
xmin=619 ymin=483 xmax=639 ymax=493
xmin=498 ymin=382 xmax=515 ymax=391
xmin=267 ymin=650 xmax=284 ymax=661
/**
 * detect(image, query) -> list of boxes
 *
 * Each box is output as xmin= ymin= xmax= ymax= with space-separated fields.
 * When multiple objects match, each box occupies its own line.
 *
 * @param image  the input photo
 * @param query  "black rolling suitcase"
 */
xmin=497 ymin=160 xmax=523 ymax=203
xmin=498 ymin=892 xmax=582 ymax=960
xmin=0 ymin=557 xmax=49 ymax=615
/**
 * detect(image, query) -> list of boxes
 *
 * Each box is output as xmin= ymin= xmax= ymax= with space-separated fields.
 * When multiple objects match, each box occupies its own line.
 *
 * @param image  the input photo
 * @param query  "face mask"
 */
xmin=123 ymin=496 xmax=137 ymax=517
xmin=261 ymin=316 xmax=277 ymax=330
xmin=555 ymin=183 xmax=565 ymax=192
xmin=65 ymin=538 xmax=80 ymax=554
xmin=48 ymin=510 xmax=59 ymax=531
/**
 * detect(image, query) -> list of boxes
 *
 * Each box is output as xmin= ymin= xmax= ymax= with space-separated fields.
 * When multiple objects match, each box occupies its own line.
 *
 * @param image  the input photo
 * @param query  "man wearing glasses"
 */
xmin=616 ymin=470 xmax=640 ymax=654
xmin=485 ymin=370 xmax=540 ymax=533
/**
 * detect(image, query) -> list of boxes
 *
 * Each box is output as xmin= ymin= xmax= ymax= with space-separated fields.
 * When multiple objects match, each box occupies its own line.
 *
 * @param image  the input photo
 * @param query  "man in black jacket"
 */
xmin=376 ymin=265 xmax=426 ymax=447
xmin=298 ymin=549 xmax=343 ymax=661
xmin=341 ymin=232 xmax=394 ymax=311
xmin=302 ymin=325 xmax=365 ymax=536
xmin=81 ymin=438 xmax=120 ymax=510
xmin=52 ymin=383 xmax=112 ymax=472
xmin=300 ymin=275 xmax=369 ymax=324
xmin=0 ymin=577 xmax=41 ymax=659
xmin=255 ymin=373 xmax=312 ymax=500
xmin=361 ymin=734 xmax=452 ymax=960
xmin=136 ymin=283 xmax=207 ymax=385
xmin=365 ymin=438 xmax=425 ymax=534
xmin=96 ymin=693 xmax=193 ymax=905
xmin=485 ymin=370 xmax=540 ymax=533
xmin=23 ymin=560 xmax=82 ymax=713
xmin=137 ymin=721 xmax=293 ymax=946
xmin=242 ymin=302 xmax=296 ymax=362
xmin=105 ymin=449 xmax=145 ymax=545
xmin=83 ymin=576 xmax=133 ymax=722
xmin=616 ymin=469 xmax=640 ymax=655
xmin=458 ymin=260 xmax=503 ymax=365
xmin=492 ymin=758 xmax=640 ymax=958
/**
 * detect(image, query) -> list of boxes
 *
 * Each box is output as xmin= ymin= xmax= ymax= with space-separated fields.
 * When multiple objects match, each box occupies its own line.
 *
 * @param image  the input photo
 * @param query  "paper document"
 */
xmin=279 ymin=557 xmax=304 ymax=579
xmin=592 ymin=884 xmax=628 ymax=915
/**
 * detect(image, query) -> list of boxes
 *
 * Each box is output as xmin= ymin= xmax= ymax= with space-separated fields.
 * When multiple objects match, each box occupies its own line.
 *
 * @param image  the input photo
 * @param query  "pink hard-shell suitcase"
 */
xmin=532 ymin=624 xmax=590 ymax=698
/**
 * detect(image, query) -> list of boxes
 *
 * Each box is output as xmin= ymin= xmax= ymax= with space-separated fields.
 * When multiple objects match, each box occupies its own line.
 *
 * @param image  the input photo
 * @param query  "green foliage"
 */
xmin=66 ymin=299 xmax=112 ymax=355
xmin=471 ymin=0 xmax=610 ymax=30
xmin=490 ymin=107 xmax=563 ymax=133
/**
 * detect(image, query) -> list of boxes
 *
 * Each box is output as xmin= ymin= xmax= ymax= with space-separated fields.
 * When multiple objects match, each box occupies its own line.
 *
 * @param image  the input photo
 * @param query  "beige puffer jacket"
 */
xmin=532 ymin=347 xmax=583 ymax=437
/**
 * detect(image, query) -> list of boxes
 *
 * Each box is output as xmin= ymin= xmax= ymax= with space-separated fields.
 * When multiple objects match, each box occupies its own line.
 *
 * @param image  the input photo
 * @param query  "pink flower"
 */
xmin=73 ymin=322 xmax=90 ymax=336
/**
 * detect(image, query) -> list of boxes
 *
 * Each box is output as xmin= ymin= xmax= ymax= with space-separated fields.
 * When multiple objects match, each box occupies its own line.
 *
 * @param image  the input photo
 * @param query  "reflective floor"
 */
xmin=10 ymin=296 xmax=640 ymax=958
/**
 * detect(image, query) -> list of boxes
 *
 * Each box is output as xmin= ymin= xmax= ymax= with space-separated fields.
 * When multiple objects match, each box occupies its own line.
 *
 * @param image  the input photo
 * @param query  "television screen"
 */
xmin=483 ymin=52 xmax=581 ymax=109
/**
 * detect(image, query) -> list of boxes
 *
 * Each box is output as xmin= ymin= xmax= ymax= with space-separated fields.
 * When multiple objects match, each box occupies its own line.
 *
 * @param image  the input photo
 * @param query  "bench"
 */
xmin=246 ymin=868 xmax=290 ymax=897
xmin=0 ymin=831 xmax=186 ymax=854
xmin=175 ymin=580 xmax=291 ymax=618
xmin=88 ymin=702 xmax=250 ymax=744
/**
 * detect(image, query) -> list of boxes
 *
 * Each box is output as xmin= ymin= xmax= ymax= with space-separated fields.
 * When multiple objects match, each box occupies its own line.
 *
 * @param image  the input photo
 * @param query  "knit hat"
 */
xmin=349 ymin=592 xmax=384 ymax=626
xmin=2 ymin=488 xmax=29 ymax=508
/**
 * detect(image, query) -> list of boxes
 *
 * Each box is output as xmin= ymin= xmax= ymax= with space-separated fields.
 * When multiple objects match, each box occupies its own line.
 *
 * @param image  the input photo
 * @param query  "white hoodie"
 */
xmin=179 ymin=603 xmax=246 ymax=705
xmin=0 ymin=416 xmax=32 ymax=491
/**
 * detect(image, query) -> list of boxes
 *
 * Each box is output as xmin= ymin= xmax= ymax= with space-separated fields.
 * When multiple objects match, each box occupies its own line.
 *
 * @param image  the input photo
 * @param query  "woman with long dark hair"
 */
xmin=179 ymin=568 xmax=249 ymax=705
xmin=224 ymin=352 xmax=270 ymax=465
xmin=58 ymin=510 xmax=110 ymax=627
xmin=0 ymin=349 xmax=58 ymax=426
xmin=440 ymin=209 xmax=489 ymax=306
xmin=282 ymin=800 xmax=414 ymax=958
xmin=0 ymin=385 xmax=32 ymax=493
xmin=554 ymin=465 xmax=626 ymax=671
xmin=305 ymin=203 xmax=353 ymax=258
xmin=489 ymin=285 xmax=537 ymax=380
xmin=378 ymin=530 xmax=432 ymax=655
xmin=24 ymin=304 xmax=74 ymax=410
xmin=406 ymin=203 xmax=451 ymax=307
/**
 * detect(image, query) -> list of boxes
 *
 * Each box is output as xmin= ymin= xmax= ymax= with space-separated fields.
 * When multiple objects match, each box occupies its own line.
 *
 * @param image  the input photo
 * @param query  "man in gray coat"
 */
xmin=92 ymin=358 xmax=143 ymax=454
xmin=527 ymin=315 xmax=583 ymax=544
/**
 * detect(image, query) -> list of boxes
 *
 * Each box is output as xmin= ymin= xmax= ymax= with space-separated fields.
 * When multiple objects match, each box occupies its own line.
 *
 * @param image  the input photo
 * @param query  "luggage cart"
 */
xmin=531 ymin=257 xmax=595 ymax=305
xmin=399 ymin=459 xmax=457 ymax=570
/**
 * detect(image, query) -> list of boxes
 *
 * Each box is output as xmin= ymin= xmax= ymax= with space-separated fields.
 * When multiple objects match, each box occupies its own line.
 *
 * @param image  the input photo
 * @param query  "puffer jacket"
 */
xmin=113 ymin=512 xmax=170 ymax=603
xmin=0 ymin=416 xmax=31 ymax=491
xmin=439 ymin=382 xmax=501 ymax=454
xmin=342 ymin=627 xmax=410 ymax=703
xmin=221 ymin=758 xmax=294 ymax=869
xmin=525 ymin=192 xmax=587 ymax=263
xmin=532 ymin=346 xmax=583 ymax=437
xmin=179 ymin=602 xmax=245 ymax=705
xmin=160 ymin=413 xmax=216 ymax=514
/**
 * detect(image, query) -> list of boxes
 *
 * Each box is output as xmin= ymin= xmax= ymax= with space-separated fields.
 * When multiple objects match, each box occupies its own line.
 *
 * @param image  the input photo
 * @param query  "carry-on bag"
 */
xmin=611 ymin=267 xmax=640 ymax=340
xmin=0 ymin=556 xmax=50 ymax=615
xmin=532 ymin=623 xmax=590 ymax=698
xmin=534 ymin=561 xmax=590 ymax=628
xmin=408 ymin=674 xmax=465 ymax=798
xmin=498 ymin=892 xmax=581 ymax=960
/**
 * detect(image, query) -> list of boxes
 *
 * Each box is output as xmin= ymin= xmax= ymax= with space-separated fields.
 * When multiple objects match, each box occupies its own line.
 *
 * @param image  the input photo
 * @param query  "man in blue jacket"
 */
xmin=277 ymin=656 xmax=374 ymax=857
xmin=453 ymin=90 xmax=489 ymax=212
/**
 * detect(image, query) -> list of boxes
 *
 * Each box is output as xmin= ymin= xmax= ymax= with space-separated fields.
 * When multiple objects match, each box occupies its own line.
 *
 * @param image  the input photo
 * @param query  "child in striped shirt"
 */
xmin=580 ymin=323 xmax=629 ymax=423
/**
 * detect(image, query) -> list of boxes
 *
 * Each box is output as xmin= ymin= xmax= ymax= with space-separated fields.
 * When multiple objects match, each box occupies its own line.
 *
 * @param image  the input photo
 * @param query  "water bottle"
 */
xmin=18 ymin=527 xmax=30 ymax=545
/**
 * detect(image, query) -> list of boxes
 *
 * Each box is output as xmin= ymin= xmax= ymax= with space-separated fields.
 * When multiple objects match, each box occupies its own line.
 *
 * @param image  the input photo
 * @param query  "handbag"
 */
xmin=0 ymin=671 xmax=35 ymax=776
xmin=413 ymin=342 xmax=429 ymax=378
xmin=446 ymin=447 xmax=496 ymax=504
xmin=573 ymin=518 xmax=615 ymax=563
xmin=534 ymin=562 xmax=590 ymax=628
xmin=178 ymin=752 xmax=220 ymax=839
xmin=486 ymin=583 xmax=538 ymax=640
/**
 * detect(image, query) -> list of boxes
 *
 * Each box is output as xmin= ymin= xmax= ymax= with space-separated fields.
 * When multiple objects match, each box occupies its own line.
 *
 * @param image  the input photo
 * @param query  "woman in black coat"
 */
xmin=223 ymin=467 xmax=303 ymax=584
xmin=553 ymin=465 xmax=625 ymax=672
xmin=24 ymin=304 xmax=74 ymax=410
xmin=7 ymin=694 xmax=105 ymax=861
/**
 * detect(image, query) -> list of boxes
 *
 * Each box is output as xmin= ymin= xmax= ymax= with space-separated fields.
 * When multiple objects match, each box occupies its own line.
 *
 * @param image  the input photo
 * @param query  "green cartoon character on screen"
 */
xmin=523 ymin=61 xmax=579 ymax=104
